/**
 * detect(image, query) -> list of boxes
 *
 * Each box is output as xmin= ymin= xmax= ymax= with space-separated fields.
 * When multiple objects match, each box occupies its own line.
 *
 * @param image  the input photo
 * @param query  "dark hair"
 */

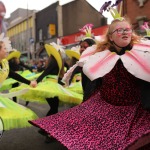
xmin=79 ymin=38 xmax=96 ymax=46
xmin=144 ymin=36 xmax=150 ymax=40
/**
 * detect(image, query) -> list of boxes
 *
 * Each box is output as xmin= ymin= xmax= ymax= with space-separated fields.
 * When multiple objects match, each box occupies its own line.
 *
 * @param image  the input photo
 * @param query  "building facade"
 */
xmin=6 ymin=0 xmax=149 ymax=60
xmin=6 ymin=0 xmax=106 ymax=59
xmin=123 ymin=0 xmax=150 ymax=35
xmin=35 ymin=2 xmax=58 ymax=58
xmin=6 ymin=8 xmax=36 ymax=60
xmin=58 ymin=0 xmax=107 ymax=47
xmin=61 ymin=0 xmax=106 ymax=36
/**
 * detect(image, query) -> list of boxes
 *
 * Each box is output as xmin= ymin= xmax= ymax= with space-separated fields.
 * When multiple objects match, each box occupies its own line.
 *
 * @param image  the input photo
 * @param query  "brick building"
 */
xmin=123 ymin=0 xmax=150 ymax=35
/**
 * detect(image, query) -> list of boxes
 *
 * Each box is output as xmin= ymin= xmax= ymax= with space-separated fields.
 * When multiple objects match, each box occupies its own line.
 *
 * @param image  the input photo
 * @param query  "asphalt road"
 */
xmin=0 ymin=100 xmax=70 ymax=150
xmin=1 ymin=100 xmax=150 ymax=150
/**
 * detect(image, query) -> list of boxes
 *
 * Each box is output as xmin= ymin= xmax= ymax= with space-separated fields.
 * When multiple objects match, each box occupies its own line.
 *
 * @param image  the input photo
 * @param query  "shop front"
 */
xmin=59 ymin=25 xmax=108 ymax=48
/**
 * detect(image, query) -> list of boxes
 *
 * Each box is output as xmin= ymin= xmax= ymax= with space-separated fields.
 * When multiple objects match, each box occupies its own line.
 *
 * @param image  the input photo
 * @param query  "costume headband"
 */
xmin=100 ymin=0 xmax=124 ymax=22
xmin=6 ymin=49 xmax=21 ymax=60
xmin=0 ymin=33 xmax=12 ymax=52
xmin=141 ymin=22 xmax=150 ymax=37
xmin=65 ymin=46 xmax=80 ymax=60
xmin=71 ymin=46 xmax=80 ymax=54
xmin=45 ymin=43 xmax=63 ymax=74
xmin=50 ymin=39 xmax=65 ymax=54
xmin=79 ymin=24 xmax=94 ymax=41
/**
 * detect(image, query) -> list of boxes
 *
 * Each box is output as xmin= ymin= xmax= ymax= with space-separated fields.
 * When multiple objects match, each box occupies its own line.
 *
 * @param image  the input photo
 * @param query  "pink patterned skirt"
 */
xmin=29 ymin=91 xmax=150 ymax=150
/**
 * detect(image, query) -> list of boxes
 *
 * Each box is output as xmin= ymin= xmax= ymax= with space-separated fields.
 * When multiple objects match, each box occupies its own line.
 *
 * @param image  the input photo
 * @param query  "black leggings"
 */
xmin=46 ymin=97 xmax=59 ymax=116
xmin=12 ymin=82 xmax=19 ymax=102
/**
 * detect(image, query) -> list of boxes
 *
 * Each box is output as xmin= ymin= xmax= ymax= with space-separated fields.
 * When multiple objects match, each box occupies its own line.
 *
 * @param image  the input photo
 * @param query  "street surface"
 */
xmin=0 ymin=100 xmax=70 ymax=150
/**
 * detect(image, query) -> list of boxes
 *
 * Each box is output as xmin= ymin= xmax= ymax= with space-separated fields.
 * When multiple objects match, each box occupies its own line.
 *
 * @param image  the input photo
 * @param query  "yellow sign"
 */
xmin=49 ymin=24 xmax=56 ymax=36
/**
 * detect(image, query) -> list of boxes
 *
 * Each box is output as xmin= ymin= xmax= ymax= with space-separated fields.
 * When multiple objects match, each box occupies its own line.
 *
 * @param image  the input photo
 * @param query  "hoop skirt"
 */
xmin=66 ymin=81 xmax=83 ymax=94
xmin=29 ymin=61 xmax=150 ymax=150
xmin=0 ymin=78 xmax=17 ymax=92
xmin=0 ymin=70 xmax=41 ymax=92
xmin=10 ymin=76 xmax=83 ymax=105
xmin=0 ymin=95 xmax=38 ymax=130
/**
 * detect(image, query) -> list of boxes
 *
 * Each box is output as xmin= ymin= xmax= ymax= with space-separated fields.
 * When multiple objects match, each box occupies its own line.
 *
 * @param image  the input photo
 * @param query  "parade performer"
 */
xmin=1 ymin=50 xmax=39 ymax=93
xmin=141 ymin=21 xmax=150 ymax=40
xmin=4 ymin=49 xmax=41 ymax=103
xmin=65 ymin=46 xmax=83 ymax=94
xmin=7 ymin=49 xmax=41 ymax=80
xmin=0 ymin=33 xmax=38 ymax=131
xmin=29 ymin=1 xmax=150 ymax=149
xmin=63 ymin=24 xmax=101 ymax=102
xmin=10 ymin=42 xmax=83 ymax=142
xmin=10 ymin=42 xmax=83 ymax=107
xmin=4 ymin=50 xmax=27 ymax=102
xmin=7 ymin=49 xmax=33 ymax=73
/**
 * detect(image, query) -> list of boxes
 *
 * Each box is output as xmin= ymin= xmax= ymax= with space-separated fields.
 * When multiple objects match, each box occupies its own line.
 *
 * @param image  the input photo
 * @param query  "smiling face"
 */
xmin=109 ymin=21 xmax=132 ymax=49
xmin=79 ymin=41 xmax=90 ymax=54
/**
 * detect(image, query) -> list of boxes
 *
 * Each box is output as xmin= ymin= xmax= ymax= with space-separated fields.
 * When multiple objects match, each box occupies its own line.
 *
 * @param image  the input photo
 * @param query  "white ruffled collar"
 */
xmin=83 ymin=41 xmax=150 ymax=82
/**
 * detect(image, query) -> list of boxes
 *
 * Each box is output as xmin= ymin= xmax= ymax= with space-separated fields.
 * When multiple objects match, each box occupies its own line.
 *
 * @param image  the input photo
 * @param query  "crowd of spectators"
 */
xmin=22 ymin=57 xmax=49 ymax=73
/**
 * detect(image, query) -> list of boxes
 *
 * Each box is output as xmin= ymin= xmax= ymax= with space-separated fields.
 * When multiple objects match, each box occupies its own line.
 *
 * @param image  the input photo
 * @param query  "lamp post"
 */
xmin=26 ymin=0 xmax=30 ymax=59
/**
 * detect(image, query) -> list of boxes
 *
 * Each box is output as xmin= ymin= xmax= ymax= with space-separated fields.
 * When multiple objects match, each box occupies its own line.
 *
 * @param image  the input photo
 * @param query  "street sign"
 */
xmin=49 ymin=24 xmax=56 ymax=36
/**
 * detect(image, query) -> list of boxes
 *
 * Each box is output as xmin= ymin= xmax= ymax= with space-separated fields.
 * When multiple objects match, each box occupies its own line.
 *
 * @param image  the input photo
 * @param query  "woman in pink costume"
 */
xmin=29 ymin=7 xmax=150 ymax=150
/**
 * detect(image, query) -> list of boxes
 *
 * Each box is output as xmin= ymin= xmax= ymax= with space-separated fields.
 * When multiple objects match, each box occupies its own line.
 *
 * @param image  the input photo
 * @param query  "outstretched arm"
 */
xmin=36 ymin=57 xmax=59 ymax=83
xmin=9 ymin=70 xmax=37 ymax=87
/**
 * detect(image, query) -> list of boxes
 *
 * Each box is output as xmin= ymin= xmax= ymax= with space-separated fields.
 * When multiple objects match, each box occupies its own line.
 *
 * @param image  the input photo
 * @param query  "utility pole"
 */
xmin=26 ymin=0 xmax=30 ymax=60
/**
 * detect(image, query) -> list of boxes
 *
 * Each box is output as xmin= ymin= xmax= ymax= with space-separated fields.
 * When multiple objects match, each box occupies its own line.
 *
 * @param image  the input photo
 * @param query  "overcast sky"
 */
xmin=2 ymin=0 xmax=115 ymax=24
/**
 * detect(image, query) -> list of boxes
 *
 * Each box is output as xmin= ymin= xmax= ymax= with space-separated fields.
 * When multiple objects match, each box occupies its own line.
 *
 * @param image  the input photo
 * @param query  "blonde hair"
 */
xmin=95 ymin=17 xmax=141 ymax=54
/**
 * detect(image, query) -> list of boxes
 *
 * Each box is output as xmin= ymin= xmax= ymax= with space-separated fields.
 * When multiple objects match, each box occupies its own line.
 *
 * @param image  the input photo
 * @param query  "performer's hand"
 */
xmin=30 ymin=80 xmax=37 ymax=88
xmin=76 ymin=76 xmax=82 ymax=81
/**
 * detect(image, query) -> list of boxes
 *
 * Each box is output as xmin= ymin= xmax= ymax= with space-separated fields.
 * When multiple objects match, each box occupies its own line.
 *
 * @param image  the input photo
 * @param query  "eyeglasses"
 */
xmin=111 ymin=28 xmax=132 ymax=35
